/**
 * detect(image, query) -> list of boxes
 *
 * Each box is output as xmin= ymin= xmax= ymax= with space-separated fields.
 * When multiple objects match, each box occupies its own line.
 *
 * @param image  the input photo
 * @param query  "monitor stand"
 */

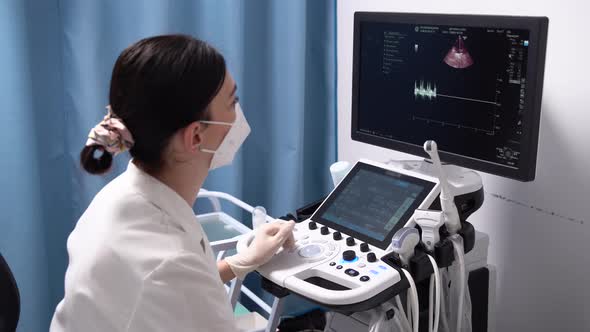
xmin=387 ymin=159 xmax=483 ymax=197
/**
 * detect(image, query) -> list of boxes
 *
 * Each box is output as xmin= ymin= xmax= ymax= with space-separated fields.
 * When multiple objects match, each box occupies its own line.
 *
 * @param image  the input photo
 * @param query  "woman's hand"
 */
xmin=224 ymin=220 xmax=295 ymax=280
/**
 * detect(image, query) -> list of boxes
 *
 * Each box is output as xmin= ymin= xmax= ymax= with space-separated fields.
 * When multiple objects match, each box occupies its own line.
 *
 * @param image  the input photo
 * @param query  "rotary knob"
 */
xmin=333 ymin=231 xmax=342 ymax=241
xmin=321 ymin=226 xmax=330 ymax=235
xmin=360 ymin=243 xmax=370 ymax=252
xmin=367 ymin=252 xmax=377 ymax=263
xmin=308 ymin=221 xmax=317 ymax=230
xmin=343 ymin=250 xmax=356 ymax=261
xmin=346 ymin=237 xmax=356 ymax=246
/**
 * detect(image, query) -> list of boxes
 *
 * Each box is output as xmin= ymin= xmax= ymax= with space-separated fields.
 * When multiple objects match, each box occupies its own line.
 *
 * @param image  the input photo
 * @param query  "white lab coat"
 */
xmin=50 ymin=162 xmax=238 ymax=332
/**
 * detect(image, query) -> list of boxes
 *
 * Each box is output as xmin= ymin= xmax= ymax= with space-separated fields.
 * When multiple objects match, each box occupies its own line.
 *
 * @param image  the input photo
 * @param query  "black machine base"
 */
xmin=415 ymin=266 xmax=490 ymax=332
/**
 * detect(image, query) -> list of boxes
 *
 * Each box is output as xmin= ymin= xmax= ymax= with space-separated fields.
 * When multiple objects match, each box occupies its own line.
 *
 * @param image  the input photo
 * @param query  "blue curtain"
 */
xmin=0 ymin=0 xmax=336 ymax=330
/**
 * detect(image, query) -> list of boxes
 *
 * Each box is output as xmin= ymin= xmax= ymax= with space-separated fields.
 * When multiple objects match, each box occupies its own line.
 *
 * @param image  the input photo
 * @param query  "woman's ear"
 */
xmin=182 ymin=121 xmax=204 ymax=153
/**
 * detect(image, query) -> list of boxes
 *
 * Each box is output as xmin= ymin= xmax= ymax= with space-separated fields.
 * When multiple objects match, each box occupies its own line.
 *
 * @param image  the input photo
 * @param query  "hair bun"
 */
xmin=80 ymin=145 xmax=113 ymax=175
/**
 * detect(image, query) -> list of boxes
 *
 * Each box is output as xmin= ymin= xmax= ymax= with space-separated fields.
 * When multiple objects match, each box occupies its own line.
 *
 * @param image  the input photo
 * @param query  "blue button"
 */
xmin=378 ymin=265 xmax=388 ymax=270
xmin=370 ymin=270 xmax=379 ymax=275
xmin=345 ymin=268 xmax=360 ymax=277
xmin=340 ymin=257 xmax=359 ymax=264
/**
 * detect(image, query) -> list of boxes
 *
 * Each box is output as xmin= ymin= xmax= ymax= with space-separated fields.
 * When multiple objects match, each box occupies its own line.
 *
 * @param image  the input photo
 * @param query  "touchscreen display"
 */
xmin=313 ymin=163 xmax=436 ymax=248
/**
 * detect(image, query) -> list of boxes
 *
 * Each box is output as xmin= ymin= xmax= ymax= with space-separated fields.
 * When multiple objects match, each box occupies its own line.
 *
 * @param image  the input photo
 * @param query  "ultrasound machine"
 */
xmin=232 ymin=12 xmax=548 ymax=332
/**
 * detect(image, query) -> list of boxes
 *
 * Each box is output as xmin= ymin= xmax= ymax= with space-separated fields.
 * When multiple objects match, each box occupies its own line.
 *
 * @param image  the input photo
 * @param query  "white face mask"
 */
xmin=200 ymin=103 xmax=251 ymax=170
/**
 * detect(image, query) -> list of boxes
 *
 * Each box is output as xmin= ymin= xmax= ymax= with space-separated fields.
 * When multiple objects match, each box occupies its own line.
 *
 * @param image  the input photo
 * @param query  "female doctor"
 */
xmin=50 ymin=35 xmax=295 ymax=331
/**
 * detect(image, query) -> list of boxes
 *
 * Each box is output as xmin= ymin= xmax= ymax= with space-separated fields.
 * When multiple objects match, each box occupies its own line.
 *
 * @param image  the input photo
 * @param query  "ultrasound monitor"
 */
xmin=351 ymin=12 xmax=548 ymax=181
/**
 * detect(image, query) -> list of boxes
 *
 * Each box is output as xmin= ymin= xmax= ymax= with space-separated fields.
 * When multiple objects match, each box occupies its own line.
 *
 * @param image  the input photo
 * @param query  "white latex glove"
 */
xmin=226 ymin=220 xmax=296 ymax=280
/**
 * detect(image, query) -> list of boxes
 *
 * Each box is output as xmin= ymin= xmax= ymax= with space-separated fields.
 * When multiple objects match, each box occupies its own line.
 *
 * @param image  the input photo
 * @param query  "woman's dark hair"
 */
xmin=80 ymin=34 xmax=226 ymax=175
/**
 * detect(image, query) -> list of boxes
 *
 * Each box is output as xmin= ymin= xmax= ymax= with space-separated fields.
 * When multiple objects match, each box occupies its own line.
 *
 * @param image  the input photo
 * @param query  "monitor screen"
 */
xmin=352 ymin=13 xmax=548 ymax=181
xmin=312 ymin=162 xmax=436 ymax=249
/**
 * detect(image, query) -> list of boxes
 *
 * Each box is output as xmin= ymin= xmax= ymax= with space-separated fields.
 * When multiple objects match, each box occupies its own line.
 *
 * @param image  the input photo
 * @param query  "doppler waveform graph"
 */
xmin=412 ymin=78 xmax=501 ymax=135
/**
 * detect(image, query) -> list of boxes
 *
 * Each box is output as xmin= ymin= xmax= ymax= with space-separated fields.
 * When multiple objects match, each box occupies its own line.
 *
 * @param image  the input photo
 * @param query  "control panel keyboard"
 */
xmin=237 ymin=219 xmax=403 ymax=307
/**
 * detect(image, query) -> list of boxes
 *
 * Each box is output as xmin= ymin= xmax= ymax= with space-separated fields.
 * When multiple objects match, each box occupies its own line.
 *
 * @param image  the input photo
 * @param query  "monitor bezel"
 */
xmin=310 ymin=161 xmax=437 ymax=250
xmin=351 ymin=12 xmax=549 ymax=181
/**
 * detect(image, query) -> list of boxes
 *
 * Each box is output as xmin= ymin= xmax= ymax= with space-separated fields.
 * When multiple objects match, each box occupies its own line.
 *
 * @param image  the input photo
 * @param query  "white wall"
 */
xmin=337 ymin=1 xmax=590 ymax=331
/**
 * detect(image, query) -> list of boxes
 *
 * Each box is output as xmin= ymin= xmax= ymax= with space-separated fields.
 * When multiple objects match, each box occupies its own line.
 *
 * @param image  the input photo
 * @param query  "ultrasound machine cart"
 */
xmin=200 ymin=10 xmax=548 ymax=332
